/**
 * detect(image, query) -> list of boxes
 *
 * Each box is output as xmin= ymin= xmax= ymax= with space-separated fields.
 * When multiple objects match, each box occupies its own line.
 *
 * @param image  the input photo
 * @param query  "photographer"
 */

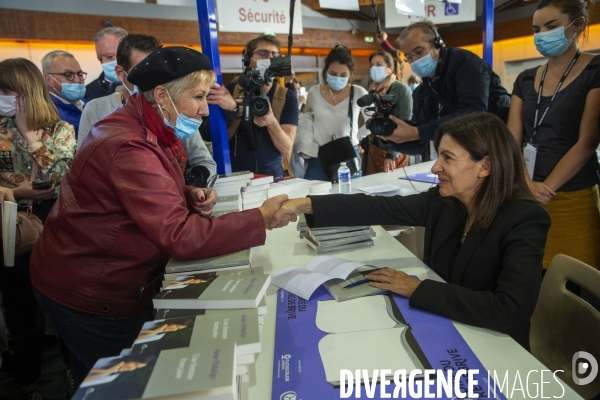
xmin=377 ymin=21 xmax=510 ymax=159
xmin=207 ymin=35 xmax=298 ymax=178
xmin=359 ymin=50 xmax=413 ymax=174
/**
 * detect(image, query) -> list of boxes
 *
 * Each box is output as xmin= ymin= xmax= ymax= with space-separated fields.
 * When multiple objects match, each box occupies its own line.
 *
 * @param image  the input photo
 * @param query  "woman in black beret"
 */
xmin=30 ymin=46 xmax=287 ymax=387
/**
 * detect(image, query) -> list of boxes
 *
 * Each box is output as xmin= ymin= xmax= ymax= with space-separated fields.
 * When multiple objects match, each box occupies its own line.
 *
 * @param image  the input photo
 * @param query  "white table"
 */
xmin=245 ymin=164 xmax=581 ymax=400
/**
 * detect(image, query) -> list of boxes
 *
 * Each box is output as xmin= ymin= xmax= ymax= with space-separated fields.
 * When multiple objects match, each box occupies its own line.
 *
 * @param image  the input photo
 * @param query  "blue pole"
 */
xmin=482 ymin=0 xmax=494 ymax=67
xmin=196 ymin=0 xmax=231 ymax=174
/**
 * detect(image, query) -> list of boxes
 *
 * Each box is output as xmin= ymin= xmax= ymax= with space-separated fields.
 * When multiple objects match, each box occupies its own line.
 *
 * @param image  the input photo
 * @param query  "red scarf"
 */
xmin=140 ymin=96 xmax=188 ymax=172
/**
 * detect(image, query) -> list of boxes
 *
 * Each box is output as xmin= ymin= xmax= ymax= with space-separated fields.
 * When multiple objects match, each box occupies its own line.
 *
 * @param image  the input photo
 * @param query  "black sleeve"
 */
xmin=512 ymin=71 xmax=525 ymax=99
xmin=409 ymin=203 xmax=550 ymax=338
xmin=305 ymin=189 xmax=437 ymax=228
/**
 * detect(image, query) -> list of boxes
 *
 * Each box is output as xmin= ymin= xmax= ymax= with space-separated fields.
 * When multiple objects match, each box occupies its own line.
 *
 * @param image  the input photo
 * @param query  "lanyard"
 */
xmin=531 ymin=50 xmax=580 ymax=142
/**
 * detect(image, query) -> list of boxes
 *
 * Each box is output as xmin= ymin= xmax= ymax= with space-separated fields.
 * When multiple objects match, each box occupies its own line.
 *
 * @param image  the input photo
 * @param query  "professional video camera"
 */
xmin=238 ymin=57 xmax=292 ymax=117
xmin=357 ymin=91 xmax=397 ymax=136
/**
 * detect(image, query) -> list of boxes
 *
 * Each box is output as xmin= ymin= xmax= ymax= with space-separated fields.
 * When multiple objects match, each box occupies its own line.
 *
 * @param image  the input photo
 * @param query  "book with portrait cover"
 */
xmin=153 ymin=272 xmax=270 ymax=310
xmin=71 ymin=345 xmax=237 ymax=400
xmin=131 ymin=310 xmax=261 ymax=362
xmin=155 ymin=296 xmax=267 ymax=321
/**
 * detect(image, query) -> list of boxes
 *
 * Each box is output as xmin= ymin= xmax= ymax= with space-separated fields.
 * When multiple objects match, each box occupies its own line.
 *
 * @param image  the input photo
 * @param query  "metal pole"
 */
xmin=196 ymin=0 xmax=231 ymax=174
xmin=482 ymin=0 xmax=494 ymax=67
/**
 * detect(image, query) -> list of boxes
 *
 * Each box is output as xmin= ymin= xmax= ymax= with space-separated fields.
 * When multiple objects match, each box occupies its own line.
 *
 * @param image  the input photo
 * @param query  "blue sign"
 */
xmin=445 ymin=2 xmax=459 ymax=15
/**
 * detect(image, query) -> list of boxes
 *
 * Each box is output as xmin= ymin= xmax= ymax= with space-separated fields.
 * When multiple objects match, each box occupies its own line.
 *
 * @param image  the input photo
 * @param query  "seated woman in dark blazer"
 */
xmin=272 ymin=112 xmax=550 ymax=349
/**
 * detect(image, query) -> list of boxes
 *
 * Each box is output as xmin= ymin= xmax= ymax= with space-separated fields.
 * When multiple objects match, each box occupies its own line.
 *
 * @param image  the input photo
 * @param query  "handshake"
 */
xmin=257 ymin=195 xmax=314 ymax=230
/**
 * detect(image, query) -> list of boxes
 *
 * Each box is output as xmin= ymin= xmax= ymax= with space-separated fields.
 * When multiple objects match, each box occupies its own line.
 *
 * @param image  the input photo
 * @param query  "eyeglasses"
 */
xmin=403 ymin=45 xmax=431 ymax=63
xmin=47 ymin=71 xmax=88 ymax=81
xmin=252 ymin=50 xmax=281 ymax=58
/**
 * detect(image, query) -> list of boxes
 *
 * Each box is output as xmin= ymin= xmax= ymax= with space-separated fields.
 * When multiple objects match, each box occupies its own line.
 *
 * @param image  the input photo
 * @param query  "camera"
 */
xmin=238 ymin=57 xmax=292 ymax=118
xmin=358 ymin=92 xmax=397 ymax=136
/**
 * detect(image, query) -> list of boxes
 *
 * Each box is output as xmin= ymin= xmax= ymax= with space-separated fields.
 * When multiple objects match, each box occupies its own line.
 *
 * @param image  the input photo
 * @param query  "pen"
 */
xmin=205 ymin=174 xmax=218 ymax=197
xmin=342 ymin=278 xmax=371 ymax=290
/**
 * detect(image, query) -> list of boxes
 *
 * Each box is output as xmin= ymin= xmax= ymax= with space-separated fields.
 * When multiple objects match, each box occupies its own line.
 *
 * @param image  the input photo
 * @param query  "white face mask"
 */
xmin=0 ymin=95 xmax=17 ymax=117
xmin=254 ymin=59 xmax=271 ymax=79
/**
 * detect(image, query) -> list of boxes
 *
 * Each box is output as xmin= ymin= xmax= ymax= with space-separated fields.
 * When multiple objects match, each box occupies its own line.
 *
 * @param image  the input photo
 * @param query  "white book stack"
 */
xmin=212 ymin=194 xmax=242 ymax=213
xmin=266 ymin=182 xmax=291 ymax=199
xmin=241 ymin=175 xmax=273 ymax=210
xmin=279 ymin=178 xmax=312 ymax=199
xmin=309 ymin=181 xmax=332 ymax=196
xmin=212 ymin=171 xmax=254 ymax=197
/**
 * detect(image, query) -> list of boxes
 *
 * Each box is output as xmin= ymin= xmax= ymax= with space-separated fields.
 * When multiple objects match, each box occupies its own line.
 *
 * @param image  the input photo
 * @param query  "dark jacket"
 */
xmin=50 ymin=95 xmax=85 ymax=139
xmin=306 ymin=187 xmax=550 ymax=349
xmin=393 ymin=47 xmax=511 ymax=155
xmin=31 ymin=94 xmax=266 ymax=317
xmin=84 ymin=71 xmax=118 ymax=101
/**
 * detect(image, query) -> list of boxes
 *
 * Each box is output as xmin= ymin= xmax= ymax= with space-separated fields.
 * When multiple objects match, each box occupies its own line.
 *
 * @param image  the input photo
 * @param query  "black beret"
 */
xmin=128 ymin=46 xmax=212 ymax=92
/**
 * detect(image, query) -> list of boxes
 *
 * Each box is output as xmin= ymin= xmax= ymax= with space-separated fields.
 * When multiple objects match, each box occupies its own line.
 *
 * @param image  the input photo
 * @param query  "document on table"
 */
xmin=356 ymin=184 xmax=402 ymax=194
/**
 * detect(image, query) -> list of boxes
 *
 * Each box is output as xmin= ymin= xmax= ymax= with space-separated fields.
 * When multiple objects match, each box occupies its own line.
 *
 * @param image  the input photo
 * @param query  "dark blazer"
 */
xmin=84 ymin=72 xmax=118 ymax=102
xmin=306 ymin=187 xmax=550 ymax=349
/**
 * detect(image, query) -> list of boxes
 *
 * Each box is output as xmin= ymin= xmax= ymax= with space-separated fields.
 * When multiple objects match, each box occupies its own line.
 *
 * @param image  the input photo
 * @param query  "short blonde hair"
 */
xmin=0 ymin=58 xmax=60 ymax=129
xmin=142 ymin=69 xmax=216 ymax=104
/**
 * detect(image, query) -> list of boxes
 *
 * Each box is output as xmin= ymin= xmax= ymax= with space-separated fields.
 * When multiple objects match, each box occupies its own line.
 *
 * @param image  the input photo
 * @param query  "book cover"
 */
xmin=165 ymin=249 xmax=251 ymax=274
xmin=321 ymin=269 xmax=387 ymax=302
xmin=72 ymin=345 xmax=237 ymax=400
xmin=217 ymin=170 xmax=254 ymax=182
xmin=132 ymin=309 xmax=261 ymax=357
xmin=153 ymin=274 xmax=270 ymax=310
xmin=303 ymin=235 xmax=372 ymax=250
xmin=163 ymin=266 xmax=264 ymax=288
xmin=163 ymin=265 xmax=251 ymax=283
xmin=308 ymin=227 xmax=375 ymax=242
xmin=311 ymin=239 xmax=374 ymax=254
xmin=307 ymin=225 xmax=370 ymax=236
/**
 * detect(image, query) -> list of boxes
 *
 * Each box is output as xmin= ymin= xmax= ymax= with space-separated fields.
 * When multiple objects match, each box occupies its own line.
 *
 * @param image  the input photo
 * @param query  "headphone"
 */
xmin=428 ymin=23 xmax=445 ymax=49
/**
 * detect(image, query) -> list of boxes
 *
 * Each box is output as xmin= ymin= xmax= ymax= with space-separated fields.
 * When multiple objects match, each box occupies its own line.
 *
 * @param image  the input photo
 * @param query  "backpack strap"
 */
xmin=271 ymin=83 xmax=288 ymax=122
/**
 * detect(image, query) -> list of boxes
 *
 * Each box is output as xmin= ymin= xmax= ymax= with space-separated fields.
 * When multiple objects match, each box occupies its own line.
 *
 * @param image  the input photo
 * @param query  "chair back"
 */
xmin=530 ymin=254 xmax=600 ymax=399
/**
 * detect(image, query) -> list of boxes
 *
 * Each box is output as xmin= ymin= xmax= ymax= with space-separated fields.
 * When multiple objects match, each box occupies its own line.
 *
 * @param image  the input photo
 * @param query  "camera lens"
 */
xmin=251 ymin=97 xmax=269 ymax=117
xmin=371 ymin=118 xmax=396 ymax=136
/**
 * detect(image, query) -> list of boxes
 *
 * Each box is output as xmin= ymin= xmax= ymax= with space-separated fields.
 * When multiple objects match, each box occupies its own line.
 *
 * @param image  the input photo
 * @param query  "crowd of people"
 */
xmin=0 ymin=0 xmax=598 ymax=398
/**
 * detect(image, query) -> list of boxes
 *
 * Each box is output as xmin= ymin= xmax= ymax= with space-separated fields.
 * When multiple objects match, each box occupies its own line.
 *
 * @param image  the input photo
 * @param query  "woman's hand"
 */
xmin=258 ymin=195 xmax=290 ymax=229
xmin=13 ymin=96 xmax=38 ymax=146
xmin=357 ymin=145 xmax=365 ymax=155
xmin=0 ymin=187 xmax=15 ymax=203
xmin=528 ymin=180 xmax=556 ymax=204
xmin=270 ymin=198 xmax=313 ymax=229
xmin=383 ymin=158 xmax=396 ymax=173
xmin=13 ymin=181 xmax=55 ymax=200
xmin=298 ymin=94 xmax=307 ymax=108
xmin=376 ymin=31 xmax=388 ymax=44
xmin=191 ymin=187 xmax=217 ymax=217
xmin=366 ymin=268 xmax=421 ymax=298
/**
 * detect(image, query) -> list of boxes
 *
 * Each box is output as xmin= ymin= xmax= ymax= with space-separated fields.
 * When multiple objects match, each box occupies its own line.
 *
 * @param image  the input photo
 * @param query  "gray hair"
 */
xmin=93 ymin=27 xmax=128 ymax=44
xmin=397 ymin=20 xmax=440 ymax=47
xmin=41 ymin=50 xmax=75 ymax=73
xmin=141 ymin=70 xmax=216 ymax=105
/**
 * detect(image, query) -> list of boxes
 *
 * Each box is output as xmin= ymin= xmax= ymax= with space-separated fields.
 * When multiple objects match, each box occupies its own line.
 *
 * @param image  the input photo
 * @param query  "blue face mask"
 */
xmin=534 ymin=20 xmax=577 ymax=57
xmin=370 ymin=66 xmax=388 ymax=83
xmin=409 ymin=83 xmax=419 ymax=91
xmin=123 ymin=71 xmax=139 ymax=96
xmin=327 ymin=74 xmax=349 ymax=91
xmin=161 ymin=91 xmax=202 ymax=139
xmin=410 ymin=54 xmax=438 ymax=78
xmin=101 ymin=60 xmax=119 ymax=83
xmin=50 ymin=75 xmax=85 ymax=102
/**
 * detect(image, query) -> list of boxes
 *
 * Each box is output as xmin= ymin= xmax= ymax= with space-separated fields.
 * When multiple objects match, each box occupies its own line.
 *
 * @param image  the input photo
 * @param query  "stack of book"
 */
xmin=212 ymin=194 xmax=242 ymax=213
xmin=162 ymin=249 xmax=252 ymax=286
xmin=304 ymin=226 xmax=376 ymax=254
xmin=266 ymin=182 xmax=291 ymax=199
xmin=278 ymin=178 xmax=311 ymax=199
xmin=241 ymin=174 xmax=273 ymax=210
xmin=309 ymin=181 xmax=332 ymax=196
xmin=210 ymin=171 xmax=253 ymax=215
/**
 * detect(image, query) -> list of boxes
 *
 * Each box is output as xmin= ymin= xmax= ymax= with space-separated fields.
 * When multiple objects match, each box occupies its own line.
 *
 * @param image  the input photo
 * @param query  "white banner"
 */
xmin=319 ymin=0 xmax=360 ymax=11
xmin=395 ymin=0 xmax=426 ymax=17
xmin=216 ymin=0 xmax=303 ymax=34
xmin=385 ymin=0 xmax=475 ymax=28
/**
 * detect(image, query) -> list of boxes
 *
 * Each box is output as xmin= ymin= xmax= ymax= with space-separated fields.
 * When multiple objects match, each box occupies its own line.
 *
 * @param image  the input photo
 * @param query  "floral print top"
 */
xmin=0 ymin=118 xmax=76 ymax=198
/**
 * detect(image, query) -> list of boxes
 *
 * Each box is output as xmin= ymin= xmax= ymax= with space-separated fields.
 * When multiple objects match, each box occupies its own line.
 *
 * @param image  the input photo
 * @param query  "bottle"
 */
xmin=338 ymin=162 xmax=351 ymax=194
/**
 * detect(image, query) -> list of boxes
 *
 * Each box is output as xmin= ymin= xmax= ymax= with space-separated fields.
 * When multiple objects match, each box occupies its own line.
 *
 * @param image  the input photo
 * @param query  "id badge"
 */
xmin=523 ymin=143 xmax=537 ymax=180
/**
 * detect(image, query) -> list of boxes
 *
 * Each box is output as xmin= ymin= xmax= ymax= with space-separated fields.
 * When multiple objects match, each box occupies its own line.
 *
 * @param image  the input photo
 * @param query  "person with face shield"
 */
xmin=42 ymin=50 xmax=87 ymax=139
xmin=507 ymin=0 xmax=600 ymax=273
xmin=375 ymin=21 xmax=510 ymax=160
xmin=0 ymin=57 xmax=76 ymax=400
xmin=29 ymin=47 xmax=289 ymax=388
xmin=359 ymin=50 xmax=413 ymax=175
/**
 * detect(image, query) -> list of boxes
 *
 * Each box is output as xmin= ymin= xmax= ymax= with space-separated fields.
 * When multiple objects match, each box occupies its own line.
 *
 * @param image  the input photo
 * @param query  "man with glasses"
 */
xmin=376 ymin=21 xmax=510 ymax=160
xmin=42 ymin=50 xmax=88 ymax=139
xmin=204 ymin=34 xmax=298 ymax=178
